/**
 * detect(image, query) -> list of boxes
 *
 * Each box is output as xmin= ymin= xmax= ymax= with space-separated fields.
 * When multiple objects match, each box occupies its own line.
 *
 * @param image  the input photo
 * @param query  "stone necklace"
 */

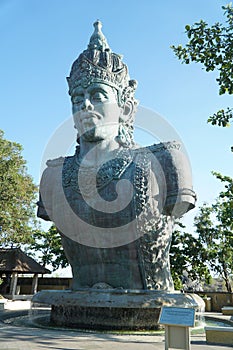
xmin=62 ymin=146 xmax=133 ymax=196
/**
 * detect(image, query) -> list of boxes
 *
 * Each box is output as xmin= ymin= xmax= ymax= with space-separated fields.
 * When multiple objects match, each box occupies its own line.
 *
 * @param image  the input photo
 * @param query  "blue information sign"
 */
xmin=159 ymin=306 xmax=195 ymax=327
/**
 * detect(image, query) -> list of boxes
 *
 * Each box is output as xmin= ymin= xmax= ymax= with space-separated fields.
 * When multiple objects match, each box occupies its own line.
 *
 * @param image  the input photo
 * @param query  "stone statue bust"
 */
xmin=37 ymin=21 xmax=196 ymax=292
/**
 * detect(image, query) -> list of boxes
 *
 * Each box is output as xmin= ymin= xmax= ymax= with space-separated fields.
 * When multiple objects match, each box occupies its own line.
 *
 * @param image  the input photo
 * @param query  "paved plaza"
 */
xmin=0 ymin=301 xmax=232 ymax=350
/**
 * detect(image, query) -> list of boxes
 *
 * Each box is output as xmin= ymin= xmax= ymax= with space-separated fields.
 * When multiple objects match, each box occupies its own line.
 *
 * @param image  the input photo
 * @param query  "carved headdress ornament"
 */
xmin=67 ymin=21 xmax=137 ymax=106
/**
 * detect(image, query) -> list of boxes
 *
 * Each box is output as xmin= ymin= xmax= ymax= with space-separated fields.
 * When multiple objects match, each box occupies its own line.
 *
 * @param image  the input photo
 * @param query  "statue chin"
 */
xmin=80 ymin=128 xmax=104 ymax=142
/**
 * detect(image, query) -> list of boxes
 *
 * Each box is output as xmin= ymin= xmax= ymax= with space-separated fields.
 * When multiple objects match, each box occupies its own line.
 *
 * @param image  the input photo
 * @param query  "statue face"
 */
xmin=71 ymin=83 xmax=122 ymax=142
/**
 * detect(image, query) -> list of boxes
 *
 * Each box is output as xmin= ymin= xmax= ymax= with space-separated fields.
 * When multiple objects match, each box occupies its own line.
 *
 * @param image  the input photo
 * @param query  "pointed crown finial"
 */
xmin=88 ymin=20 xmax=110 ymax=51
xmin=67 ymin=21 xmax=137 ymax=106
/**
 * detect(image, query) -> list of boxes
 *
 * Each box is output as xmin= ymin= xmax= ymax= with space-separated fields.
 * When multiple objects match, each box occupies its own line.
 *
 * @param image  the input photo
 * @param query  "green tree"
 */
xmin=0 ymin=130 xmax=37 ymax=247
xmin=194 ymin=172 xmax=233 ymax=292
xmin=30 ymin=225 xmax=69 ymax=271
xmin=171 ymin=3 xmax=233 ymax=139
xmin=170 ymin=222 xmax=211 ymax=290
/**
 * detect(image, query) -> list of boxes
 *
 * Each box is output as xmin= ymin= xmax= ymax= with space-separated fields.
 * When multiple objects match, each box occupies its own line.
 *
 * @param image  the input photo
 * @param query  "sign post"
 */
xmin=158 ymin=306 xmax=195 ymax=350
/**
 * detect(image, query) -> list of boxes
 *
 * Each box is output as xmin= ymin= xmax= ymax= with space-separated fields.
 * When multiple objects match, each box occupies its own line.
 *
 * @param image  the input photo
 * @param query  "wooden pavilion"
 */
xmin=0 ymin=248 xmax=50 ymax=299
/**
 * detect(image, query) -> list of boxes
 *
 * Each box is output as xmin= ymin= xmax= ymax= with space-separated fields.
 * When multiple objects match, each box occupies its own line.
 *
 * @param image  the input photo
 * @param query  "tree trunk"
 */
xmin=222 ymin=263 xmax=232 ymax=293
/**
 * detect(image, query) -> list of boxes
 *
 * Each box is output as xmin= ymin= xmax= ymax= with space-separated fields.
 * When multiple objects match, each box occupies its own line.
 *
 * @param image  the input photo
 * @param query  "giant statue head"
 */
xmin=67 ymin=21 xmax=138 ymax=147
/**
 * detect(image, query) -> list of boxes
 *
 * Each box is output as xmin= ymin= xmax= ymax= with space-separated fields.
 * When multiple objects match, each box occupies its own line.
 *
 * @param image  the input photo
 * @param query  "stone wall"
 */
xmin=17 ymin=277 xmax=72 ymax=294
xmin=15 ymin=278 xmax=233 ymax=312
xmin=194 ymin=291 xmax=233 ymax=312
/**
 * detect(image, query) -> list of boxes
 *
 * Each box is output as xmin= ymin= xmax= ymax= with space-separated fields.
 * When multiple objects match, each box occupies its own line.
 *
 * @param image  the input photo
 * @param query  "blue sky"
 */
xmin=1 ymin=0 xmax=232 ymax=236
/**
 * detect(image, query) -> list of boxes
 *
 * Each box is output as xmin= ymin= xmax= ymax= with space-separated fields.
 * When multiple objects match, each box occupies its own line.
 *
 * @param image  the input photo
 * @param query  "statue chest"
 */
xmin=57 ymin=152 xmax=155 ymax=228
xmin=62 ymin=177 xmax=136 ymax=227
xmin=46 ymin=151 xmax=164 ymax=248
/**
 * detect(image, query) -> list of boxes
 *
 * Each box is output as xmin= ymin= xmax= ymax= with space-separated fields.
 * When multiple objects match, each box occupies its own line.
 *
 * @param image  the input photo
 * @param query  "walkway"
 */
xmin=0 ymin=301 xmax=232 ymax=349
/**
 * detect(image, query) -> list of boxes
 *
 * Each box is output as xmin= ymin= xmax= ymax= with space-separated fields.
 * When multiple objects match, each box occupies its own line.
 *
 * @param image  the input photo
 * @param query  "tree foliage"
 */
xmin=171 ymin=3 xmax=233 ymax=133
xmin=170 ymin=222 xmax=211 ymax=290
xmin=170 ymin=4 xmax=233 ymax=291
xmin=194 ymin=172 xmax=233 ymax=292
xmin=29 ymin=225 xmax=69 ymax=271
xmin=0 ymin=130 xmax=37 ymax=247
xmin=170 ymin=173 xmax=233 ymax=292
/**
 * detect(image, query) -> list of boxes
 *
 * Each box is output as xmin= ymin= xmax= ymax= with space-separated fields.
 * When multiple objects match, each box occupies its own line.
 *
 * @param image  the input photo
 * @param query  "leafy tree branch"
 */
xmin=171 ymin=3 xmax=233 ymax=145
xmin=0 ymin=130 xmax=37 ymax=247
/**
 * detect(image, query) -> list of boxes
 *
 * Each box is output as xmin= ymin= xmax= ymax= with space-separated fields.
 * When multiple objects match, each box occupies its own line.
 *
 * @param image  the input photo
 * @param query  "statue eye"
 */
xmin=72 ymin=95 xmax=84 ymax=104
xmin=91 ymin=91 xmax=107 ymax=102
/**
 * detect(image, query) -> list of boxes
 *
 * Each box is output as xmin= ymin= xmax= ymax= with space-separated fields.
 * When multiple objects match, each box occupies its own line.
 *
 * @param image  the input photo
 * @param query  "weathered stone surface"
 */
xmin=33 ymin=290 xmax=204 ymax=330
xmin=205 ymin=327 xmax=233 ymax=345
xmin=50 ymin=305 xmax=161 ymax=330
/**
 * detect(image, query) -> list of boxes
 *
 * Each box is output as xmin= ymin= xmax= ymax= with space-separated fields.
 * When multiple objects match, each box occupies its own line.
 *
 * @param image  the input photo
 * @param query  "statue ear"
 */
xmin=120 ymin=101 xmax=133 ymax=122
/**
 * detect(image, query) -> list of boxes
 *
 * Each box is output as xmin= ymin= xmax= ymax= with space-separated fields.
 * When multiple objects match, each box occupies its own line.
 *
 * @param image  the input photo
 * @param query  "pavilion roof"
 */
xmin=0 ymin=248 xmax=50 ymax=274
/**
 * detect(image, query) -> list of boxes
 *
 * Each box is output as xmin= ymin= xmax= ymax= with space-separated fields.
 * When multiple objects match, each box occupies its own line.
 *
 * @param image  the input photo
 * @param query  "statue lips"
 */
xmin=80 ymin=112 xmax=101 ymax=131
xmin=81 ymin=112 xmax=101 ymax=125
xmin=81 ymin=112 xmax=102 ymax=121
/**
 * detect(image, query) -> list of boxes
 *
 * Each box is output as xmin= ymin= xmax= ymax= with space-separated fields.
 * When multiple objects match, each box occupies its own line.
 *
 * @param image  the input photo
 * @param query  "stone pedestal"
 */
xmin=32 ymin=289 xmax=204 ymax=330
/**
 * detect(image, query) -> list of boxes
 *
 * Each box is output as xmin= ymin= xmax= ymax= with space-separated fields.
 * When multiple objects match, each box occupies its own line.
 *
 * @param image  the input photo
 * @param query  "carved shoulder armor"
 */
xmin=37 ymin=157 xmax=65 ymax=221
xmin=46 ymin=156 xmax=65 ymax=167
xmin=147 ymin=141 xmax=196 ymax=217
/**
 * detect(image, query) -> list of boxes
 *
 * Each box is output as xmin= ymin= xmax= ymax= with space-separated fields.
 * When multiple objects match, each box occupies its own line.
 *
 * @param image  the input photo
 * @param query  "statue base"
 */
xmin=32 ymin=289 xmax=204 ymax=330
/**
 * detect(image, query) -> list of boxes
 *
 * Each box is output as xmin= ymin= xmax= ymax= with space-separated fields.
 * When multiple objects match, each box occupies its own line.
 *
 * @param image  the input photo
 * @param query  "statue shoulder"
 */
xmin=40 ymin=156 xmax=67 ymax=185
xmin=146 ymin=141 xmax=187 ymax=170
xmin=46 ymin=156 xmax=65 ymax=167
xmin=133 ymin=141 xmax=181 ymax=157
xmin=147 ymin=141 xmax=181 ymax=155
xmin=38 ymin=156 xmax=68 ymax=221
xmin=141 ymin=141 xmax=196 ymax=218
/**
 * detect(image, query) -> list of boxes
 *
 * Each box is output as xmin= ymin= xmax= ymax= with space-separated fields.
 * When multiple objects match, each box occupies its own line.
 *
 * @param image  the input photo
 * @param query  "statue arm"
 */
xmin=149 ymin=142 xmax=196 ymax=218
xmin=163 ymin=143 xmax=196 ymax=218
xmin=37 ymin=166 xmax=53 ymax=221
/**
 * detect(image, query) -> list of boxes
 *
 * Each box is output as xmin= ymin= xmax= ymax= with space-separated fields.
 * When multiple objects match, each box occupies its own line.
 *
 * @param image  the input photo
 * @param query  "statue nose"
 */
xmin=81 ymin=98 xmax=94 ymax=111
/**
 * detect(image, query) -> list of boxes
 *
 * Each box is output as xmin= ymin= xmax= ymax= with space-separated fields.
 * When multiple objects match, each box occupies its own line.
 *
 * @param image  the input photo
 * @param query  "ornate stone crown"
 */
xmin=67 ymin=21 xmax=136 ymax=97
